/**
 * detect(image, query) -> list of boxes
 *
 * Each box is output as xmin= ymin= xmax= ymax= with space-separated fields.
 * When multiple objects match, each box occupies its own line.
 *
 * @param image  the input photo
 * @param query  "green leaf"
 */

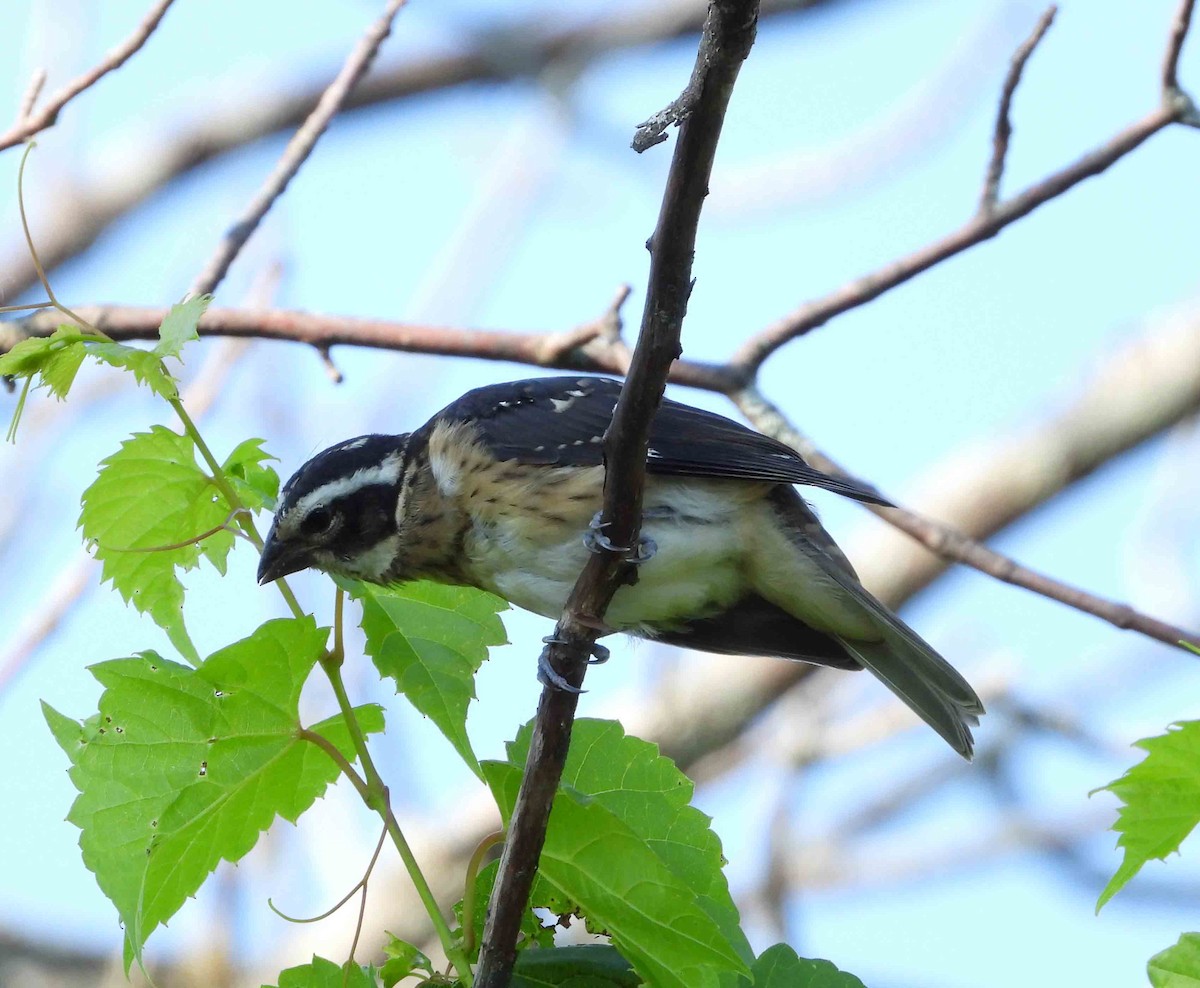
xmin=506 ymin=719 xmax=752 ymax=970
xmin=379 ymin=932 xmax=434 ymax=987
xmin=484 ymin=752 xmax=750 ymax=988
xmin=47 ymin=617 xmax=384 ymax=966
xmin=1095 ymin=721 xmax=1200 ymax=910
xmin=154 ymin=296 xmax=209 ymax=361
xmin=79 ymin=426 xmax=242 ymax=658
xmin=750 ymin=945 xmax=867 ymax=987
xmin=84 ymin=340 xmax=179 ymax=398
xmin=0 ymin=327 xmax=87 ymax=438
xmin=1149 ymin=933 xmax=1200 ymax=987
xmin=270 ymin=955 xmax=378 ymax=988
xmin=0 ymin=326 xmax=81 ymax=384
xmin=458 ymin=858 xmax=556 ymax=960
xmin=224 ymin=437 xmax=280 ymax=511
xmin=351 ymin=580 xmax=507 ymax=777
xmin=511 ymin=945 xmax=639 ymax=987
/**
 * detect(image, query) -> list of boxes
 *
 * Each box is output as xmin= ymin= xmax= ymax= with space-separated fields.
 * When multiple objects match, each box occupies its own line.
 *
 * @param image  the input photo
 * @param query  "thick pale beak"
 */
xmin=256 ymin=534 xmax=309 ymax=585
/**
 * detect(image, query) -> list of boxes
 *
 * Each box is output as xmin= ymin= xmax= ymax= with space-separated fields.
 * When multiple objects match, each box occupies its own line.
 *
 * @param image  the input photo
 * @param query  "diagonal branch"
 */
xmin=733 ymin=0 xmax=1200 ymax=373
xmin=0 ymin=0 xmax=178 ymax=151
xmin=0 ymin=0 xmax=841 ymax=303
xmin=189 ymin=0 xmax=409 ymax=298
xmin=474 ymin=3 xmax=760 ymax=985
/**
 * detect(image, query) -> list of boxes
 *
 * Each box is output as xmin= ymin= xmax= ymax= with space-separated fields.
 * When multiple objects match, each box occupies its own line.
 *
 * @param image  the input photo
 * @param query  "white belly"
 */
xmin=463 ymin=484 xmax=750 ymax=634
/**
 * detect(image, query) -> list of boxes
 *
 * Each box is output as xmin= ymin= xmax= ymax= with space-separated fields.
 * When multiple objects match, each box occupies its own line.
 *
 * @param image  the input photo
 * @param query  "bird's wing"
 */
xmin=431 ymin=376 xmax=890 ymax=506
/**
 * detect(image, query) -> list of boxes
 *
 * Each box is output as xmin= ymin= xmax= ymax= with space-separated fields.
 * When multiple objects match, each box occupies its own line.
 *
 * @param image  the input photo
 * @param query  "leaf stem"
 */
xmin=461 ymin=831 xmax=506 ymax=958
xmin=169 ymin=395 xmax=306 ymax=619
xmin=319 ymin=653 xmax=473 ymax=983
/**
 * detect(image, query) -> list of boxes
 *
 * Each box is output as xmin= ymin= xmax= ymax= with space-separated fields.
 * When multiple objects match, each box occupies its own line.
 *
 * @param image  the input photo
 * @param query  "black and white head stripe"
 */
xmin=278 ymin=434 xmax=407 ymax=519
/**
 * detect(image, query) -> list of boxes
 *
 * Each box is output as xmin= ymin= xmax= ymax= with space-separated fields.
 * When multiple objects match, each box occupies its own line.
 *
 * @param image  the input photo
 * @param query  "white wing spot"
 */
xmin=550 ymin=397 xmax=575 ymax=413
xmin=647 ymin=448 xmax=662 ymax=458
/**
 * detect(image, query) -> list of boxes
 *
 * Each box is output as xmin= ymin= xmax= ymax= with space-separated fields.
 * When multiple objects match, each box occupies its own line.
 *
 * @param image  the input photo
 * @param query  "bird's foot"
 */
xmin=583 ymin=512 xmax=657 ymax=563
xmin=537 ymin=635 xmax=611 ymax=692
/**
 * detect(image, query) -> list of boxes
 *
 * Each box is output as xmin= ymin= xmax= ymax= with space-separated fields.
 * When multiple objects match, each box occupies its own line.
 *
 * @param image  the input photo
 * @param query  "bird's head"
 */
xmin=257 ymin=434 xmax=410 ymax=586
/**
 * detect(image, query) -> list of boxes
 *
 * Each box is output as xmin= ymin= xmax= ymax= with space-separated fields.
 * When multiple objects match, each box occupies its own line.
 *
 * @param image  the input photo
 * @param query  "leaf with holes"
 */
xmin=352 ymin=580 xmax=507 ymax=776
xmin=45 ymin=617 xmax=383 ymax=968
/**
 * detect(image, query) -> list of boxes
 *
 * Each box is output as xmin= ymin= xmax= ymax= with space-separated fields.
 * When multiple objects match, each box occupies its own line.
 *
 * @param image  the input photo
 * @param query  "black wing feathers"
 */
xmin=433 ymin=377 xmax=890 ymax=506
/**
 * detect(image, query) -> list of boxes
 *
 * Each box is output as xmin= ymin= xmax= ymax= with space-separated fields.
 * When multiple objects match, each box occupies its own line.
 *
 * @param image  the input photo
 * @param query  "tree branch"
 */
xmin=0 ymin=301 xmax=742 ymax=392
xmin=0 ymin=0 xmax=840 ymax=303
xmin=979 ymin=5 xmax=1057 ymax=214
xmin=474 ymin=3 xmax=760 ymax=984
xmin=0 ymin=0 xmax=178 ymax=151
xmin=732 ymin=0 xmax=1200 ymax=373
xmin=189 ymin=0 xmax=409 ymax=298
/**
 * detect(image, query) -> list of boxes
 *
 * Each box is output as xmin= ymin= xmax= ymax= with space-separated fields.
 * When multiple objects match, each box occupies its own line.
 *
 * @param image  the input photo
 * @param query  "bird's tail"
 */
xmin=836 ymin=612 xmax=984 ymax=759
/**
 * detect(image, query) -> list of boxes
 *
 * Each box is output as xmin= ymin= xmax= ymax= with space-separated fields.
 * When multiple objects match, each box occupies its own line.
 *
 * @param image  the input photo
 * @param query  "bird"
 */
xmin=257 ymin=376 xmax=983 ymax=758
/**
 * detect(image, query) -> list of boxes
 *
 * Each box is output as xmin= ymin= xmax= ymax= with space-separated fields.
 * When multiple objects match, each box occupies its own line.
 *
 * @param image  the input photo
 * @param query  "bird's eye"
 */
xmin=300 ymin=506 xmax=334 ymax=537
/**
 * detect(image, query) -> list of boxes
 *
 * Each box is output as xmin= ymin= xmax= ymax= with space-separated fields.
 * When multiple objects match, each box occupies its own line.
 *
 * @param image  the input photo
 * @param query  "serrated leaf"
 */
xmin=155 ymin=296 xmax=209 ymax=361
xmin=380 ymin=932 xmax=433 ymax=987
xmin=458 ymin=858 xmax=556 ymax=959
xmin=84 ymin=340 xmax=178 ymax=398
xmin=79 ymin=427 xmax=240 ymax=655
xmin=750 ymin=944 xmax=867 ymax=987
xmin=484 ymin=758 xmax=749 ymax=988
xmin=511 ymin=945 xmax=639 ymax=987
xmin=1096 ymin=721 xmax=1200 ymax=910
xmin=46 ymin=617 xmax=383 ymax=965
xmin=507 ymin=719 xmax=752 ymax=972
xmin=352 ymin=580 xmax=507 ymax=777
xmin=270 ymin=955 xmax=378 ymax=988
xmin=1150 ymin=933 xmax=1200 ymax=987
xmin=224 ymin=437 xmax=280 ymax=511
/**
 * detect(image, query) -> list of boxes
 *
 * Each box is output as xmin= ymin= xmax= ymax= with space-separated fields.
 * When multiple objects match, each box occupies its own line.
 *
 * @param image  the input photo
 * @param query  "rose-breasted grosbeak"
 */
xmin=258 ymin=376 xmax=982 ymax=757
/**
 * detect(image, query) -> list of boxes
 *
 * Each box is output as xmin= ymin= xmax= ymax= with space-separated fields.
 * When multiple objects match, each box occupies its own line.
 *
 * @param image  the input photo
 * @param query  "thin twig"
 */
xmin=13 ymin=70 xmax=48 ymax=126
xmin=1163 ymin=0 xmax=1196 ymax=94
xmin=474 ymin=3 xmax=760 ymax=985
xmin=0 ymin=3 xmax=838 ymax=304
xmin=732 ymin=103 xmax=1186 ymax=372
xmin=0 ymin=0 xmax=177 ymax=151
xmin=979 ymin=5 xmax=1057 ymax=214
xmin=188 ymin=0 xmax=410 ymax=298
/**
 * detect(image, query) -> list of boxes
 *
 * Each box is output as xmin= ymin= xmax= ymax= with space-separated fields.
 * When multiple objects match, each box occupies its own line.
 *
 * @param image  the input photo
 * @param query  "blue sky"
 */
xmin=0 ymin=1 xmax=1198 ymax=986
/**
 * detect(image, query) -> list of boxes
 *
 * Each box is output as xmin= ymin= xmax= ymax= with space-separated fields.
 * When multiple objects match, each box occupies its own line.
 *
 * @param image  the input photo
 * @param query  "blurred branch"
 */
xmin=475 ymin=3 xmax=760 ymax=984
xmin=0 ymin=0 xmax=841 ymax=302
xmin=189 ymin=0 xmax=410 ymax=297
xmin=0 ymin=0 xmax=178 ymax=151
xmin=0 ymin=299 xmax=740 ymax=391
xmin=730 ymin=0 xmax=1200 ymax=373
xmin=12 ymin=297 xmax=1200 ymax=657
xmin=979 ymin=4 xmax=1057 ymax=213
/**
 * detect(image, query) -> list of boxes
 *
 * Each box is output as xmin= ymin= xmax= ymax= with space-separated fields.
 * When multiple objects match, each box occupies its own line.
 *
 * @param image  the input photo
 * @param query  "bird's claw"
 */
xmin=583 ymin=512 xmax=657 ymax=563
xmin=537 ymin=635 xmax=610 ymax=692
